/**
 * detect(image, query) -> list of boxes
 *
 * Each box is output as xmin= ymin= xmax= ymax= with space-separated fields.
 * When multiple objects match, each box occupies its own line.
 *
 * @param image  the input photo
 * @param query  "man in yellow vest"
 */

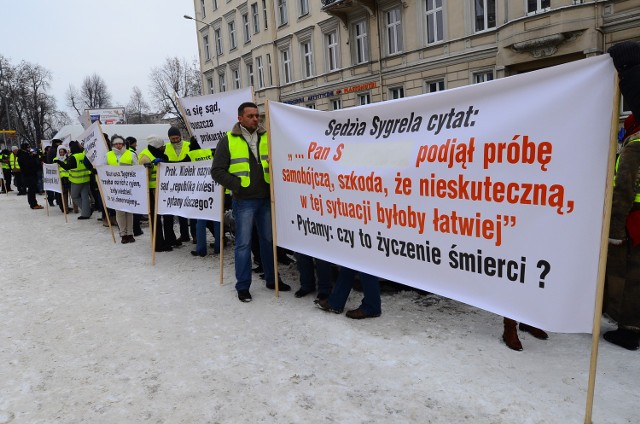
xmin=55 ymin=141 xmax=92 ymax=219
xmin=1 ymin=148 xmax=12 ymax=192
xmin=211 ymin=102 xmax=291 ymax=303
xmin=10 ymin=145 xmax=26 ymax=195
xmin=164 ymin=126 xmax=191 ymax=246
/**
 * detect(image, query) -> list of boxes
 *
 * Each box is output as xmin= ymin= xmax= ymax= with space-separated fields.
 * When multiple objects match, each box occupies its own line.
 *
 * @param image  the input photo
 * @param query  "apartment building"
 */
xmin=189 ymin=0 xmax=639 ymax=114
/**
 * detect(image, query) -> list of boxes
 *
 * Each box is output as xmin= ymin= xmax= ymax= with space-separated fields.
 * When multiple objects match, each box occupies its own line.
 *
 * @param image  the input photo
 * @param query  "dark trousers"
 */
xmin=13 ymin=172 xmax=24 ymax=193
xmin=2 ymin=168 xmax=11 ymax=190
xmin=24 ymin=174 xmax=38 ymax=207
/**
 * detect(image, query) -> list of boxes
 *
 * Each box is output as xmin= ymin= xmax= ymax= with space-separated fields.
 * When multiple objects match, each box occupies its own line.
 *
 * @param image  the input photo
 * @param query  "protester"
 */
xmin=139 ymin=135 xmax=172 ymax=252
xmin=126 ymin=136 xmax=144 ymax=237
xmin=55 ymin=145 xmax=76 ymax=213
xmin=316 ymin=267 xmax=381 ymax=319
xmin=55 ymin=141 xmax=92 ymax=219
xmin=294 ymin=253 xmax=333 ymax=300
xmin=164 ymin=126 xmax=191 ymax=245
xmin=106 ymin=135 xmax=138 ymax=243
xmin=186 ymin=138 xmax=220 ymax=257
xmin=16 ymin=143 xmax=44 ymax=210
xmin=211 ymin=102 xmax=291 ymax=302
xmin=501 ymin=317 xmax=548 ymax=351
xmin=0 ymin=148 xmax=12 ymax=192
xmin=603 ymin=113 xmax=640 ymax=350
xmin=10 ymin=145 xmax=25 ymax=195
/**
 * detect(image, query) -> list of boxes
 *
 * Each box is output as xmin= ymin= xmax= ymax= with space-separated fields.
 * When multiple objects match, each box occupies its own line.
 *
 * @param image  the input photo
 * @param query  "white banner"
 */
xmin=178 ymin=88 xmax=253 ymax=149
xmin=155 ymin=161 xmax=222 ymax=220
xmin=79 ymin=121 xmax=109 ymax=166
xmin=43 ymin=164 xmax=61 ymax=193
xmin=269 ymin=55 xmax=616 ymax=333
xmin=96 ymin=165 xmax=149 ymax=214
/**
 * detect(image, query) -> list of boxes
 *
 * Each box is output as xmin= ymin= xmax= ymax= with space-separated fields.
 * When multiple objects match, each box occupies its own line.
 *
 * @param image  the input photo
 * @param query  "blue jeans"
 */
xmin=296 ymin=253 xmax=332 ymax=296
xmin=193 ymin=219 xmax=220 ymax=255
xmin=233 ymin=198 xmax=274 ymax=291
xmin=328 ymin=267 xmax=381 ymax=315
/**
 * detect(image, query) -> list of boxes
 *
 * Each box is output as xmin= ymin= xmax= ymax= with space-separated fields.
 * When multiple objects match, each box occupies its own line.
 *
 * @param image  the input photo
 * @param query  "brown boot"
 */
xmin=503 ymin=318 xmax=523 ymax=351
xmin=518 ymin=323 xmax=548 ymax=340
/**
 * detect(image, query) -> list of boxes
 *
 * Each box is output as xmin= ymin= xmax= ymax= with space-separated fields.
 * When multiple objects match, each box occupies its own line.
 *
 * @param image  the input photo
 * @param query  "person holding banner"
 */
xmin=0 ymin=148 xmax=12 ymax=192
xmin=55 ymin=145 xmax=75 ymax=213
xmin=604 ymin=113 xmax=640 ymax=351
xmin=211 ymin=102 xmax=291 ymax=302
xmin=164 ymin=126 xmax=192 ymax=245
xmin=106 ymin=135 xmax=138 ymax=243
xmin=139 ymin=135 xmax=173 ymax=252
xmin=55 ymin=141 xmax=92 ymax=219
xmin=126 ymin=136 xmax=144 ymax=237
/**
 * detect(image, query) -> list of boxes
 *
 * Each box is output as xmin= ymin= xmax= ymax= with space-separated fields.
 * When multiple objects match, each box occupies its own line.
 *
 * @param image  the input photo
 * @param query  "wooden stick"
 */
xmin=265 ymin=99 xmax=279 ymax=297
xmin=584 ymin=73 xmax=620 ymax=424
xmin=219 ymin=186 xmax=225 ymax=285
xmin=96 ymin=174 xmax=116 ymax=244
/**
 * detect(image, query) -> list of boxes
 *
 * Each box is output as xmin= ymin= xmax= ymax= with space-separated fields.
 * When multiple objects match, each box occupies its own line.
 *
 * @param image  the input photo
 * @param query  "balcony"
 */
xmin=321 ymin=0 xmax=376 ymax=25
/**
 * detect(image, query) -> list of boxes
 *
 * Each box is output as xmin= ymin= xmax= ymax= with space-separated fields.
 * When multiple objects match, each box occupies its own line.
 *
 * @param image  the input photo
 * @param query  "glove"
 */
xmin=151 ymin=158 xmax=164 ymax=164
xmin=54 ymin=159 xmax=63 ymax=165
xmin=609 ymin=238 xmax=625 ymax=246
xmin=143 ymin=162 xmax=154 ymax=168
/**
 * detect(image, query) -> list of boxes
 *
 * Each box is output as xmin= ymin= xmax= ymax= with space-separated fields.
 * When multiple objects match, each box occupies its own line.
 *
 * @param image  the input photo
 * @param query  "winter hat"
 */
xmin=146 ymin=135 xmax=165 ymax=149
xmin=608 ymin=41 xmax=640 ymax=72
xmin=168 ymin=126 xmax=181 ymax=137
xmin=624 ymin=114 xmax=640 ymax=139
xmin=11 ymin=146 xmax=18 ymax=151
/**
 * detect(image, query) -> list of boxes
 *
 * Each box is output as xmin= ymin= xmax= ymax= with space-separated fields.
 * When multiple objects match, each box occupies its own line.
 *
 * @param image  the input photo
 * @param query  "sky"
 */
xmin=0 ymin=0 xmax=200 ymax=119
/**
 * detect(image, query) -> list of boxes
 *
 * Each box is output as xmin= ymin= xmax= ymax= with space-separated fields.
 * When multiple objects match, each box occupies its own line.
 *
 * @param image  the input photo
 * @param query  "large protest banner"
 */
xmin=96 ymin=165 xmax=149 ymax=214
xmin=269 ymin=55 xmax=616 ymax=333
xmin=178 ymin=88 xmax=253 ymax=149
xmin=43 ymin=164 xmax=62 ymax=194
xmin=79 ymin=121 xmax=109 ymax=166
xmin=155 ymin=161 xmax=222 ymax=221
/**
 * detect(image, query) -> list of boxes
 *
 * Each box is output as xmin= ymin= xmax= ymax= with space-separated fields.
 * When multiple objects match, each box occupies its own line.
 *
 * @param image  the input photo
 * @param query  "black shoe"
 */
xmin=278 ymin=255 xmax=294 ymax=265
xmin=177 ymin=235 xmax=190 ymax=242
xmin=314 ymin=298 xmax=342 ymax=314
xmin=295 ymin=287 xmax=314 ymax=298
xmin=266 ymin=279 xmax=291 ymax=291
xmin=134 ymin=231 xmax=144 ymax=236
xmin=252 ymin=264 xmax=263 ymax=273
xmin=238 ymin=290 xmax=252 ymax=302
xmin=346 ymin=307 xmax=381 ymax=319
xmin=17 ymin=192 xmax=27 ymax=196
xmin=604 ymin=328 xmax=640 ymax=350
xmin=190 ymin=250 xmax=206 ymax=257
xmin=77 ymin=216 xmax=91 ymax=220
xmin=316 ymin=293 xmax=330 ymax=301
xmin=155 ymin=245 xmax=173 ymax=252
xmin=171 ymin=240 xmax=183 ymax=247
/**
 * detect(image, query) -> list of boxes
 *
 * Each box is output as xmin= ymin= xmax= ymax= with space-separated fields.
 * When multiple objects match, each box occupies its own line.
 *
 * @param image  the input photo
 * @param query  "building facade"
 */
xmin=189 ymin=0 xmax=639 ymax=115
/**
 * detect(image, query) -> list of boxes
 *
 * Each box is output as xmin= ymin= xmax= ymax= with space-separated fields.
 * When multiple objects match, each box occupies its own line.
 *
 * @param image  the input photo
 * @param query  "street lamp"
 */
xmin=183 ymin=14 xmax=219 ymax=68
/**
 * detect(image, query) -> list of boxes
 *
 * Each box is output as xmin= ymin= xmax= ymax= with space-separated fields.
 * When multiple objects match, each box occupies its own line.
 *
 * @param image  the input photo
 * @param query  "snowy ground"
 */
xmin=0 ymin=191 xmax=638 ymax=424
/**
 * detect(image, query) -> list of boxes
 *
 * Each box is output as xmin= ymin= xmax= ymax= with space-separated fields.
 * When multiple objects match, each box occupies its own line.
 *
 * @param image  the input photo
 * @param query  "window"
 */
xmin=242 ymin=13 xmax=251 ymax=43
xmin=215 ymin=28 xmax=223 ymax=55
xmin=256 ymin=56 xmax=265 ymax=88
xmin=251 ymin=3 xmax=260 ymax=34
xmin=246 ymin=63 xmax=254 ymax=87
xmin=385 ymin=8 xmax=403 ymax=55
xmin=331 ymin=99 xmax=341 ymax=110
xmin=207 ymin=77 xmax=214 ymax=94
xmin=475 ymin=0 xmax=496 ymax=32
xmin=203 ymin=34 xmax=211 ymax=61
xmin=425 ymin=79 xmax=445 ymax=93
xmin=281 ymin=48 xmax=292 ymax=84
xmin=266 ymin=54 xmax=273 ymax=85
xmin=527 ymin=0 xmax=550 ymax=14
xmin=262 ymin=0 xmax=268 ymax=29
xmin=306 ymin=103 xmax=316 ymax=109
xmin=213 ymin=0 xmax=218 ymax=10
xmin=298 ymin=0 xmax=309 ymax=16
xmin=219 ymin=73 xmax=227 ymax=92
xmin=352 ymin=20 xmax=369 ymax=64
xmin=358 ymin=93 xmax=371 ymax=105
xmin=301 ymin=41 xmax=314 ymax=78
xmin=228 ymin=21 xmax=237 ymax=50
xmin=201 ymin=0 xmax=206 ymax=17
xmin=424 ymin=0 xmax=443 ymax=44
xmin=389 ymin=87 xmax=404 ymax=99
xmin=277 ymin=0 xmax=288 ymax=26
xmin=326 ymin=31 xmax=339 ymax=71
xmin=233 ymin=68 xmax=241 ymax=89
xmin=473 ymin=70 xmax=494 ymax=83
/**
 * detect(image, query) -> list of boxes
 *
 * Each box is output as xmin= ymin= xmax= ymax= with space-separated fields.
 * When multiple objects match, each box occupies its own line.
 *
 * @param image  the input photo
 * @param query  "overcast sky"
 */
xmin=0 ymin=0 xmax=200 ymax=118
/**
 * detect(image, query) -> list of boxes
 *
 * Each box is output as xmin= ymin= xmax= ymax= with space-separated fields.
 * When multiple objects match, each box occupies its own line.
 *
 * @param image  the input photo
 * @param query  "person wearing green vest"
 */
xmin=211 ymin=102 xmax=291 ymax=303
xmin=164 ymin=126 xmax=192 ymax=245
xmin=186 ymin=138 xmax=220 ymax=257
xmin=106 ymin=135 xmax=138 ymax=244
xmin=140 ymin=135 xmax=172 ymax=252
xmin=1 ymin=148 xmax=12 ymax=192
xmin=54 ymin=145 xmax=76 ymax=213
xmin=604 ymin=113 xmax=640 ymax=351
xmin=55 ymin=141 xmax=92 ymax=219
xmin=10 ymin=146 xmax=26 ymax=195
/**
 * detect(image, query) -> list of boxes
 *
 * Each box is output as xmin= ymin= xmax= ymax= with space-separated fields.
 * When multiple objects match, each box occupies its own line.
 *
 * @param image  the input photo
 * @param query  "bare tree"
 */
xmin=149 ymin=57 xmax=202 ymax=129
xmin=65 ymin=84 xmax=83 ymax=116
xmin=126 ymin=86 xmax=150 ymax=124
xmin=81 ymin=73 xmax=113 ymax=109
